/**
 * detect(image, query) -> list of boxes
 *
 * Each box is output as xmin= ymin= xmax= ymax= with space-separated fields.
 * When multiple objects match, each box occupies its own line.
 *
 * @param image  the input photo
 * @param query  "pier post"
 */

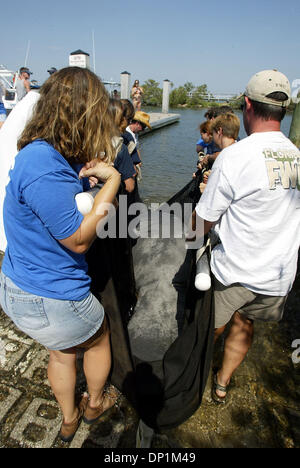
xmin=162 ymin=79 xmax=171 ymax=114
xmin=120 ymin=71 xmax=131 ymax=100
xmin=289 ymin=102 xmax=300 ymax=148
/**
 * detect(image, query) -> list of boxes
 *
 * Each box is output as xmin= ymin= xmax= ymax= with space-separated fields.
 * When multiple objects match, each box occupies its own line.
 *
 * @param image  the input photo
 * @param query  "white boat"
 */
xmin=0 ymin=65 xmax=15 ymax=88
xmin=0 ymin=65 xmax=18 ymax=110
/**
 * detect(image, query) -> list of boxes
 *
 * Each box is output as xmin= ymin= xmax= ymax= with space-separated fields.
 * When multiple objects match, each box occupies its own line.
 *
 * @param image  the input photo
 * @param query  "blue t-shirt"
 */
xmin=196 ymin=140 xmax=221 ymax=166
xmin=114 ymin=144 xmax=136 ymax=181
xmin=196 ymin=138 xmax=209 ymax=148
xmin=2 ymin=140 xmax=91 ymax=301
xmin=206 ymin=141 xmax=220 ymax=155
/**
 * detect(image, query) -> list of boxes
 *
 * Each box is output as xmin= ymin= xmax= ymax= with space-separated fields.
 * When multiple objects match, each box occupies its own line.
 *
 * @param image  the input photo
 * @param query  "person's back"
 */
xmin=203 ymin=131 xmax=299 ymax=295
xmin=194 ymin=68 xmax=300 ymax=405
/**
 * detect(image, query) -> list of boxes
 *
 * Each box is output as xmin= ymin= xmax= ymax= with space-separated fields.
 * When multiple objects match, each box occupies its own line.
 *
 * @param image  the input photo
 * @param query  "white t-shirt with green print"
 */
xmin=196 ymin=131 xmax=300 ymax=296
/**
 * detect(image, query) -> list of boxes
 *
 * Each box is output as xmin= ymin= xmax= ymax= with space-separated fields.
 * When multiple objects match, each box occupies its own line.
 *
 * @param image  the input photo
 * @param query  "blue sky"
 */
xmin=1 ymin=0 xmax=299 ymax=95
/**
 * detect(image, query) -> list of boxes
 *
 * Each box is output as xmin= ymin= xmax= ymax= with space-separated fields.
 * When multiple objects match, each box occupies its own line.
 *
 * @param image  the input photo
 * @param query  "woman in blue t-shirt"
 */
xmin=0 ymin=67 xmax=122 ymax=442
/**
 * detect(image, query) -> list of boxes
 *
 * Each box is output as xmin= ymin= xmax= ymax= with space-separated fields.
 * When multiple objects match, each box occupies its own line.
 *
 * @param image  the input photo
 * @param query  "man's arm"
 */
xmin=23 ymin=78 xmax=31 ymax=93
xmin=185 ymin=210 xmax=214 ymax=242
xmin=124 ymin=177 xmax=135 ymax=193
xmin=192 ymin=210 xmax=214 ymax=236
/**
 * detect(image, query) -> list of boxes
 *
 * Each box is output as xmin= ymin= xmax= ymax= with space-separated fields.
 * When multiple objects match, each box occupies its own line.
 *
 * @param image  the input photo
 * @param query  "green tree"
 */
xmin=187 ymin=84 xmax=209 ymax=107
xmin=228 ymin=94 xmax=244 ymax=110
xmin=183 ymin=82 xmax=195 ymax=94
xmin=142 ymin=79 xmax=162 ymax=107
xmin=169 ymin=86 xmax=189 ymax=107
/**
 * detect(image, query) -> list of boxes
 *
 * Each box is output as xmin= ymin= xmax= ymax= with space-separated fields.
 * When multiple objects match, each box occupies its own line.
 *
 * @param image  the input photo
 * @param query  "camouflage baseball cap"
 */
xmin=245 ymin=69 xmax=291 ymax=107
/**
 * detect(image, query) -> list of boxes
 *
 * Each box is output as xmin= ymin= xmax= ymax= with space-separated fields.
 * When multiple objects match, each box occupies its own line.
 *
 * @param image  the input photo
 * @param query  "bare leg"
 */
xmin=215 ymin=311 xmax=254 ymax=397
xmin=48 ymin=349 xmax=78 ymax=423
xmin=83 ymin=327 xmax=111 ymax=409
xmin=48 ymin=319 xmax=112 ymax=427
xmin=214 ymin=324 xmax=226 ymax=344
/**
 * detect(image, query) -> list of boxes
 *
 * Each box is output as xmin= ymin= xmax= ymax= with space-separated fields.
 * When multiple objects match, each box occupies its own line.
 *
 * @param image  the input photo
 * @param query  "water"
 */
xmin=138 ymin=107 xmax=293 ymax=204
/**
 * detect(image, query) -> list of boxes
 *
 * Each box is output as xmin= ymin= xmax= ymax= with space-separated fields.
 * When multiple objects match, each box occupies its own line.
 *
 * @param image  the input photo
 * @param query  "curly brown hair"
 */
xmin=18 ymin=67 xmax=118 ymax=164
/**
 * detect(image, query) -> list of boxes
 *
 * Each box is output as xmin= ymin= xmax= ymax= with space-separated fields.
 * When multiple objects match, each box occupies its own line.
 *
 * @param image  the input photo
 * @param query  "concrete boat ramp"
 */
xmin=0 ymin=243 xmax=299 ymax=448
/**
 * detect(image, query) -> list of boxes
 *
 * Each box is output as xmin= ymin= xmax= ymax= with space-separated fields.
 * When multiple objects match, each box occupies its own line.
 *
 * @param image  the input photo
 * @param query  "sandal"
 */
xmin=83 ymin=385 xmax=120 ymax=425
xmin=59 ymin=394 xmax=88 ymax=442
xmin=212 ymin=372 xmax=229 ymax=405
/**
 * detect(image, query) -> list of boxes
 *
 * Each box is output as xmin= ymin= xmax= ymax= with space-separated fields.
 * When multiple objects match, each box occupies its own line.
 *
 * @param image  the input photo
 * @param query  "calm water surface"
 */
xmin=138 ymin=107 xmax=293 ymax=204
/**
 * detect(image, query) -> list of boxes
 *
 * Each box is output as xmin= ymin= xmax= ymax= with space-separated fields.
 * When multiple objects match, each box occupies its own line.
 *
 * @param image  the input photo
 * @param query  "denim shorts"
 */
xmin=0 ymin=271 xmax=104 ymax=350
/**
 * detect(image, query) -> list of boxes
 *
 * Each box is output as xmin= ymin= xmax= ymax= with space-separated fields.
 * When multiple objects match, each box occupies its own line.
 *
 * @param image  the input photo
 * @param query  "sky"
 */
xmin=1 ymin=0 xmax=300 ymax=95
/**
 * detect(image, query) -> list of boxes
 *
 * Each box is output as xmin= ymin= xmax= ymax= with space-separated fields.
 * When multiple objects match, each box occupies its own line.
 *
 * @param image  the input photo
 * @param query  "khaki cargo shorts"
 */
xmin=213 ymin=276 xmax=287 ymax=329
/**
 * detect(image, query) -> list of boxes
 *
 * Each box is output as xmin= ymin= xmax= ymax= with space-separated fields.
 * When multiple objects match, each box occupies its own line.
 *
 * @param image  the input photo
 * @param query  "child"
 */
xmin=193 ymin=121 xmax=215 ymax=178
xmin=196 ymin=121 xmax=212 ymax=154
xmin=199 ymin=113 xmax=240 ymax=193
xmin=210 ymin=112 xmax=240 ymax=150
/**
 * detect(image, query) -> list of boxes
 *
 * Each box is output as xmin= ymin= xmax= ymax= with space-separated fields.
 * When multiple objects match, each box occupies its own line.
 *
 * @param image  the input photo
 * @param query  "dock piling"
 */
xmin=289 ymin=102 xmax=300 ymax=148
xmin=162 ymin=79 xmax=171 ymax=114
xmin=120 ymin=71 xmax=131 ymax=100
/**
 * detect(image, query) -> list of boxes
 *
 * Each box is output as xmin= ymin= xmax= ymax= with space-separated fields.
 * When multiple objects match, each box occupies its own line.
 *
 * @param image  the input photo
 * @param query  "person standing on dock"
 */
xmin=191 ymin=69 xmax=300 ymax=404
xmin=131 ymin=79 xmax=144 ymax=111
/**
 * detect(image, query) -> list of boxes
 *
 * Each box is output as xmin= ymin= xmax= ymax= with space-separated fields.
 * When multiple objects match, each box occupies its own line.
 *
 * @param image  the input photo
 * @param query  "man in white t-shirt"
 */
xmin=192 ymin=70 xmax=300 ymax=404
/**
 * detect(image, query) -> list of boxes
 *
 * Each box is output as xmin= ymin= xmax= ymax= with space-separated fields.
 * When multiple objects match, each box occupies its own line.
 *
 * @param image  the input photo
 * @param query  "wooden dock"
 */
xmin=141 ymin=112 xmax=180 ymax=135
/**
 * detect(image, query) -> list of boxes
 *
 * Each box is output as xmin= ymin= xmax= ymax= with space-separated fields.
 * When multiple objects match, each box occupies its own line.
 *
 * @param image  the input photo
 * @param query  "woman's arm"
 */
xmin=59 ymin=161 xmax=121 ymax=254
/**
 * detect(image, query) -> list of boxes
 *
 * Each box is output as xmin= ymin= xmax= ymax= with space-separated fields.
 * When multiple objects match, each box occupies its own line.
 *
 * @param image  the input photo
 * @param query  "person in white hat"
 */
xmin=191 ymin=70 xmax=300 ymax=404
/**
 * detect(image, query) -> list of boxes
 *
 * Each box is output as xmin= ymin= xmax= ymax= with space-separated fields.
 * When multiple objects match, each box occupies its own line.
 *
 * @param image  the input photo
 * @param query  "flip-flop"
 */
xmin=212 ymin=372 xmax=229 ymax=405
xmin=83 ymin=385 xmax=120 ymax=425
xmin=59 ymin=394 xmax=88 ymax=442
